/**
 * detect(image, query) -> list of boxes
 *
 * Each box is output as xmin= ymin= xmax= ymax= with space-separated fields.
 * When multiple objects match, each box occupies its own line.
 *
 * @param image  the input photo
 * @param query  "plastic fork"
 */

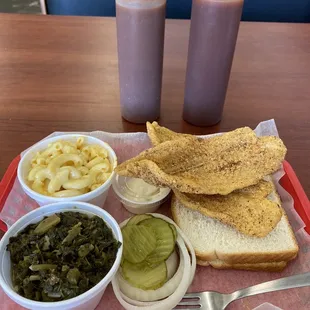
xmin=175 ymin=272 xmax=310 ymax=310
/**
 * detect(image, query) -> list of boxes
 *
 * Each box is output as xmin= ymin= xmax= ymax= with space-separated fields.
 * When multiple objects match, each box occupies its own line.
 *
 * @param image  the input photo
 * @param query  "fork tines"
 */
xmin=173 ymin=293 xmax=202 ymax=309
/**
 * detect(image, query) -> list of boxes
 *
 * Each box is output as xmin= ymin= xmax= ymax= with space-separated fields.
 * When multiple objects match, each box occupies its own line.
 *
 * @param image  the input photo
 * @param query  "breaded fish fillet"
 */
xmin=115 ymin=127 xmax=287 ymax=195
xmin=147 ymin=121 xmax=191 ymax=146
xmin=174 ymin=180 xmax=282 ymax=237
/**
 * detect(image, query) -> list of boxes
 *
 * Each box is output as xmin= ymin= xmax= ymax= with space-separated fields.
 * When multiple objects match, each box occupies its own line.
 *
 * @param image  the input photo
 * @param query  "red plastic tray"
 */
xmin=0 ymin=157 xmax=309 ymax=234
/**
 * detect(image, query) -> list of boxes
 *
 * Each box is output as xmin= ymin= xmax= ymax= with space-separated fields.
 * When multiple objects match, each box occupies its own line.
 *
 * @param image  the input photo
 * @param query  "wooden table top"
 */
xmin=0 ymin=13 xmax=309 ymax=195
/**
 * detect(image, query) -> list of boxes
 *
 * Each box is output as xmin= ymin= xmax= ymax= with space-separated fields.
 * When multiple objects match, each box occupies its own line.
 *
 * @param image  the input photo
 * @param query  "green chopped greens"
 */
xmin=7 ymin=212 xmax=121 ymax=302
xmin=34 ymin=214 xmax=61 ymax=235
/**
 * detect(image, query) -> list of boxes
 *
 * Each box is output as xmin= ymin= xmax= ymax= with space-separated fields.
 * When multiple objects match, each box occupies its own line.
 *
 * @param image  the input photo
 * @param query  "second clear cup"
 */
xmin=116 ymin=0 xmax=166 ymax=124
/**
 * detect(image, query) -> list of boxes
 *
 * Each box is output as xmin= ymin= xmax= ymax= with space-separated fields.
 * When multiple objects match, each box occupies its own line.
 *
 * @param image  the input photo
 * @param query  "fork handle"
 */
xmin=234 ymin=272 xmax=310 ymax=300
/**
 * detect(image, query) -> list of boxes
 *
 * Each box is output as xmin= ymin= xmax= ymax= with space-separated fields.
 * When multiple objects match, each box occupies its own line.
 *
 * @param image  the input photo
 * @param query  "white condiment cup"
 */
xmin=112 ymin=175 xmax=171 ymax=214
xmin=17 ymin=134 xmax=117 ymax=207
xmin=0 ymin=201 xmax=123 ymax=310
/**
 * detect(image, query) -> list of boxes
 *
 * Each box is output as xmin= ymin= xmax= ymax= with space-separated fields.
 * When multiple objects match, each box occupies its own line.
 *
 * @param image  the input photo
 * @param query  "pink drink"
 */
xmin=183 ymin=0 xmax=244 ymax=126
xmin=116 ymin=0 xmax=166 ymax=124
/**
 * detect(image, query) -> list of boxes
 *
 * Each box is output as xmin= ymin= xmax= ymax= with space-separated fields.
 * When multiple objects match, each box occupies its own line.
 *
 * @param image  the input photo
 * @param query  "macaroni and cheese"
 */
xmin=27 ymin=137 xmax=113 ymax=197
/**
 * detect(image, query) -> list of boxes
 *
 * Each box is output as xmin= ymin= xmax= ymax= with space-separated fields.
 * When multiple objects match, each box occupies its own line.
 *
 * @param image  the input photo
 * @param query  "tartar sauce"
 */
xmin=115 ymin=176 xmax=170 ymax=203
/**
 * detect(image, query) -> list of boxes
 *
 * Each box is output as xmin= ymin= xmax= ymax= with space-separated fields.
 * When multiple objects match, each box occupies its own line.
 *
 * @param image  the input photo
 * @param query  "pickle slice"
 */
xmin=139 ymin=218 xmax=176 ymax=265
xmin=122 ymin=225 xmax=156 ymax=264
xmin=127 ymin=214 xmax=154 ymax=226
xmin=122 ymin=260 xmax=167 ymax=290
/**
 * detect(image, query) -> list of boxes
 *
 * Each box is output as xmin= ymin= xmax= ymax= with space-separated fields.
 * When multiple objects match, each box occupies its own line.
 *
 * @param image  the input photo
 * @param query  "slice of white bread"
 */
xmin=197 ymin=259 xmax=287 ymax=272
xmin=171 ymin=195 xmax=299 ymax=265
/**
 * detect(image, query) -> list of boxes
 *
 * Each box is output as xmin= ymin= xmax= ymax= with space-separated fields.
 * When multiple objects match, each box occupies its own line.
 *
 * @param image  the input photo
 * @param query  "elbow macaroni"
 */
xmin=27 ymin=137 xmax=113 ymax=197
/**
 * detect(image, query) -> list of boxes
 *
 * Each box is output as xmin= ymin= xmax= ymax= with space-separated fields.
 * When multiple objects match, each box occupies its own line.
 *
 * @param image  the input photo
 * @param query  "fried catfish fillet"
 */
xmin=174 ymin=180 xmax=282 ymax=237
xmin=115 ymin=127 xmax=287 ymax=195
xmin=146 ymin=121 xmax=191 ymax=146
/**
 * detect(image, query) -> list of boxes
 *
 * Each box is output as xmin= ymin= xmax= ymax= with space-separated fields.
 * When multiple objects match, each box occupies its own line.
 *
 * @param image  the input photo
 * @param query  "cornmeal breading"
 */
xmin=115 ymin=127 xmax=287 ymax=195
xmin=174 ymin=180 xmax=282 ymax=237
xmin=146 ymin=121 xmax=191 ymax=146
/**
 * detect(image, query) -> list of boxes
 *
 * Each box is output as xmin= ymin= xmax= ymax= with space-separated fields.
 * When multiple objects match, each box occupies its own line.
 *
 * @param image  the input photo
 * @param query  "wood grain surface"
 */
xmin=0 ymin=14 xmax=309 ymax=195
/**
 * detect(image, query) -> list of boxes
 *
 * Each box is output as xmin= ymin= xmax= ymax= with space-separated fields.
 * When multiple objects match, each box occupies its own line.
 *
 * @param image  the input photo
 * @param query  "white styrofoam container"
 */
xmin=0 ymin=201 xmax=123 ymax=310
xmin=17 ymin=134 xmax=117 ymax=207
xmin=112 ymin=175 xmax=171 ymax=215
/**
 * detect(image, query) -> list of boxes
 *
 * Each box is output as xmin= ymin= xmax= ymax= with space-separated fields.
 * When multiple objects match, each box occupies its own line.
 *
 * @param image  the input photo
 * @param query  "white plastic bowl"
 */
xmin=0 ymin=201 xmax=123 ymax=310
xmin=17 ymin=134 xmax=117 ymax=207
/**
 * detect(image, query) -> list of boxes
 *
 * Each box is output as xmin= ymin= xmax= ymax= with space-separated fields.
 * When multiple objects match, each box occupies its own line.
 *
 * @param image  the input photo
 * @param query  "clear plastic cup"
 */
xmin=17 ymin=134 xmax=117 ymax=207
xmin=0 ymin=201 xmax=123 ymax=310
